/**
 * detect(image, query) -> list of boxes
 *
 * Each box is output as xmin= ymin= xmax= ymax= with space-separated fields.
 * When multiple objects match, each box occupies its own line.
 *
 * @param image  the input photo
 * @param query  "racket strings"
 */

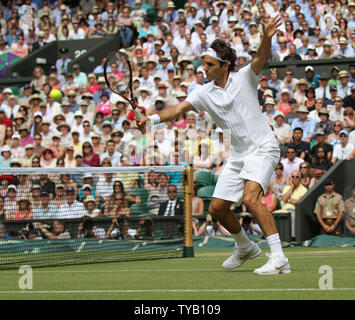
xmin=106 ymin=53 xmax=131 ymax=94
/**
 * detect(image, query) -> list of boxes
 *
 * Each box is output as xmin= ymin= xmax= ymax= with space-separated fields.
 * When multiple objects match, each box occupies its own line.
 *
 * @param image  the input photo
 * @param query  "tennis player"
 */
xmin=138 ymin=15 xmax=291 ymax=275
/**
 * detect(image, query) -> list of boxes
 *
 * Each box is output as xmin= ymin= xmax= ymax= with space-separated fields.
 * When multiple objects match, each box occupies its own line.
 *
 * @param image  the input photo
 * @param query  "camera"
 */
xmin=242 ymin=216 xmax=252 ymax=226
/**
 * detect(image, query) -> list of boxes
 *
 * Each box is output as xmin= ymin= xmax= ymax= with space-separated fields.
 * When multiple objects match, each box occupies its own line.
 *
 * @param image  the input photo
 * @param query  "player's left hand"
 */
xmin=260 ymin=14 xmax=283 ymax=39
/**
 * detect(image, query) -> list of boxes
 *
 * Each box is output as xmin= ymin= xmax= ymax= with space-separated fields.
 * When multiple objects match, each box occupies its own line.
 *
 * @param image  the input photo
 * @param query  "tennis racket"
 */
xmin=103 ymin=49 xmax=142 ymax=120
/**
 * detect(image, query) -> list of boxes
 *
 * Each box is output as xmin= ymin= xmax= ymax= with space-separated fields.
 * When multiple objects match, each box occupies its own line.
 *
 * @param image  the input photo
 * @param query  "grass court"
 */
xmin=0 ymin=246 xmax=354 ymax=300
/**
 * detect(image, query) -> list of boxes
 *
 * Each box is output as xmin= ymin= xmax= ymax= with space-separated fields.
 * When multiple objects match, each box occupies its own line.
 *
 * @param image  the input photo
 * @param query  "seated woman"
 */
xmin=107 ymin=194 xmax=131 ymax=217
xmin=193 ymin=139 xmax=213 ymax=171
xmin=192 ymin=185 xmax=204 ymax=216
xmin=261 ymin=185 xmax=278 ymax=212
xmin=270 ymin=162 xmax=291 ymax=200
xmin=311 ymin=146 xmax=332 ymax=173
xmin=103 ymin=179 xmax=140 ymax=215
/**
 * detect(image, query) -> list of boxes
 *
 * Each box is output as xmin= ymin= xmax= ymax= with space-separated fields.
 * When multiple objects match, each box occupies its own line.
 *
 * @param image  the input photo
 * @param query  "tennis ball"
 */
xmin=50 ymin=89 xmax=62 ymax=100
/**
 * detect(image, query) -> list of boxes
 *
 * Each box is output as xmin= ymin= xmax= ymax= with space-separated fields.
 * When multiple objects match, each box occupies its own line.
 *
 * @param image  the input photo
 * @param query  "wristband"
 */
xmin=148 ymin=114 xmax=161 ymax=125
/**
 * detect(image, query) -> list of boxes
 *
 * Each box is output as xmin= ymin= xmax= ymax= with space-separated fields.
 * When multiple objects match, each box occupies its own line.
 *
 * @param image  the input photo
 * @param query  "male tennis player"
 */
xmin=138 ymin=15 xmax=291 ymax=275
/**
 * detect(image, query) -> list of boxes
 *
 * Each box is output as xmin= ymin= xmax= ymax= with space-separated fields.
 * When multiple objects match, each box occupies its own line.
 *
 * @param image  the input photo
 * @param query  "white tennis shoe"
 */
xmin=253 ymin=253 xmax=291 ymax=275
xmin=222 ymin=242 xmax=261 ymax=270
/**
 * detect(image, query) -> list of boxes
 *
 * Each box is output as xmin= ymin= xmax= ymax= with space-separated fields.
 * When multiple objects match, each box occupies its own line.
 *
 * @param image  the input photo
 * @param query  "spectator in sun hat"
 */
xmin=333 ymin=37 xmax=355 ymax=59
xmin=316 ymin=108 xmax=333 ymax=137
xmin=18 ymin=124 xmax=34 ymax=147
xmin=291 ymin=106 xmax=317 ymax=142
xmin=337 ymin=70 xmax=352 ymax=99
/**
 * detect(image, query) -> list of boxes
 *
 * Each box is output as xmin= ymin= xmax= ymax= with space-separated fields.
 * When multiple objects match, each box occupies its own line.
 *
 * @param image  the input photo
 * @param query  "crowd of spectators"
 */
xmin=0 ymin=0 xmax=355 ymax=239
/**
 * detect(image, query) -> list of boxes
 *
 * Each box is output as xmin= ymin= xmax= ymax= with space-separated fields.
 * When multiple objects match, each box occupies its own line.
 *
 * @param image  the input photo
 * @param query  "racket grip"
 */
xmin=134 ymin=108 xmax=142 ymax=120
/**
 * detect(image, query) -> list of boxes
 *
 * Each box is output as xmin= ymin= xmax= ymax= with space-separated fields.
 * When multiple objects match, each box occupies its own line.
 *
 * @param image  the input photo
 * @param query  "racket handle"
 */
xmin=133 ymin=108 xmax=142 ymax=120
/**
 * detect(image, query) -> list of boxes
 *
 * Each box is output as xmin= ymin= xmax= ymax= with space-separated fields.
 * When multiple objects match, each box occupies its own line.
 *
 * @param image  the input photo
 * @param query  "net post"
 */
xmin=182 ymin=165 xmax=194 ymax=258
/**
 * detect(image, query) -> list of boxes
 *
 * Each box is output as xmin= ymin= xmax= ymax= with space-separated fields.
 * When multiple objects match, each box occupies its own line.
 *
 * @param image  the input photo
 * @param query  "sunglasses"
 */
xmin=291 ymin=176 xmax=300 ymax=178
xmin=300 ymin=166 xmax=308 ymax=169
xmin=168 ymin=190 xmax=177 ymax=193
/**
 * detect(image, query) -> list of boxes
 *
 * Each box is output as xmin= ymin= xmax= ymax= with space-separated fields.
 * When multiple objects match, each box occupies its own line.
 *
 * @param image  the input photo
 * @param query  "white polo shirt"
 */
xmin=186 ymin=63 xmax=278 ymax=161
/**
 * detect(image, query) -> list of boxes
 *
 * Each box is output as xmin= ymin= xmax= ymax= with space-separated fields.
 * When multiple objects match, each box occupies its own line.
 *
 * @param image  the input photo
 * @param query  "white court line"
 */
xmin=0 ymin=288 xmax=355 ymax=294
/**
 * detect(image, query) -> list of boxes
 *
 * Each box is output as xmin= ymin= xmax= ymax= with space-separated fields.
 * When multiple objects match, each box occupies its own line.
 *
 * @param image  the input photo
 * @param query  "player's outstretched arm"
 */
xmin=137 ymin=100 xmax=195 ymax=130
xmin=251 ymin=14 xmax=282 ymax=75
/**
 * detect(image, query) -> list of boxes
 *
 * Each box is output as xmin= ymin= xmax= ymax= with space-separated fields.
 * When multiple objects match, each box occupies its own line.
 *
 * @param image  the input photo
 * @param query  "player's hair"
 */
xmin=210 ymin=39 xmax=237 ymax=72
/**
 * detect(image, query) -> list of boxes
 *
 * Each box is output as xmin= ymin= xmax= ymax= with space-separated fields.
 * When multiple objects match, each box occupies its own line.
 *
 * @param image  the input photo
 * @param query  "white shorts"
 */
xmin=213 ymin=143 xmax=280 ymax=204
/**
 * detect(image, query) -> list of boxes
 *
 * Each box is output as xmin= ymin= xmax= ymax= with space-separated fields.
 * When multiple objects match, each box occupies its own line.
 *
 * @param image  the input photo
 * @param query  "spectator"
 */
xmin=36 ymin=220 xmax=71 ymax=239
xmin=331 ymin=129 xmax=355 ymax=163
xmin=82 ymin=196 xmax=101 ymax=218
xmin=40 ymin=147 xmax=56 ymax=168
xmin=281 ymin=146 xmax=304 ymax=178
xmin=343 ymin=85 xmax=355 ymax=110
xmin=299 ymin=162 xmax=313 ymax=189
xmin=343 ymin=107 xmax=354 ymax=133
xmin=291 ymin=106 xmax=316 ymax=142
xmin=192 ymin=213 xmax=230 ymax=236
xmin=58 ymin=187 xmax=85 ymax=219
xmin=77 ymin=215 xmax=105 ymax=238
xmin=327 ymin=120 xmax=343 ymax=148
xmin=15 ymin=197 xmax=33 ymax=220
xmin=276 ymin=170 xmax=308 ymax=239
xmin=147 ymin=173 xmax=169 ymax=211
xmin=0 ymin=222 xmax=10 ymax=239
xmin=32 ymin=191 xmax=58 ymax=220
xmin=270 ymin=162 xmax=291 ymax=200
xmin=337 ymin=70 xmax=352 ymax=99
xmin=193 ymin=139 xmax=213 ymax=171
xmin=294 ymin=78 xmax=309 ymax=105
xmin=287 ymin=127 xmax=310 ymax=161
xmin=314 ymin=179 xmax=345 ymax=236
xmin=158 ymin=185 xmax=184 ymax=216
xmin=192 ymin=185 xmax=204 ymax=216
xmin=344 ymin=184 xmax=355 ymax=236
xmin=82 ymin=141 xmax=100 ymax=167
xmin=329 ymin=96 xmax=345 ymax=122
xmin=315 ymin=108 xmax=333 ymax=137
xmin=117 ymin=5 xmax=134 ymax=48
xmin=304 ymin=66 xmax=320 ymax=89
xmin=135 ymin=216 xmax=159 ymax=239
xmin=105 ymin=217 xmax=136 ymax=239
xmin=261 ymin=184 xmax=278 ymax=212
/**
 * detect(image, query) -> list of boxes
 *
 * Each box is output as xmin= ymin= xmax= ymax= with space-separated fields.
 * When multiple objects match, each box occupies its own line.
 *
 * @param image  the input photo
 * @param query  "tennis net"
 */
xmin=0 ymin=166 xmax=193 ymax=270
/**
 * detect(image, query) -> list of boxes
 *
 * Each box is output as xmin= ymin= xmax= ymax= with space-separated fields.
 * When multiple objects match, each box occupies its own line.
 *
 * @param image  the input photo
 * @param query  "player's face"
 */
xmin=202 ymin=55 xmax=225 ymax=81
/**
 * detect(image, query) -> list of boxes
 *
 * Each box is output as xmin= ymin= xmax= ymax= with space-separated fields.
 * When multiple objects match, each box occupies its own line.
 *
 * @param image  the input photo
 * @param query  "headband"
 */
xmin=203 ymin=48 xmax=231 ymax=64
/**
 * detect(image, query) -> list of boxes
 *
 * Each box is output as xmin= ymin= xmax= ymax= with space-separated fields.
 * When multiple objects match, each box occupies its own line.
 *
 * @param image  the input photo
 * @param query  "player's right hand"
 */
xmin=136 ymin=115 xmax=149 ymax=133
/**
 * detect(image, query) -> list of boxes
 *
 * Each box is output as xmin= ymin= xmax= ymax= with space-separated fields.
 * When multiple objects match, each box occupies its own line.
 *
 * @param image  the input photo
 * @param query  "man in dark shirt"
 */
xmin=343 ymin=85 xmax=355 ymax=110
xmin=283 ymin=44 xmax=303 ymax=61
xmin=287 ymin=127 xmax=310 ymax=162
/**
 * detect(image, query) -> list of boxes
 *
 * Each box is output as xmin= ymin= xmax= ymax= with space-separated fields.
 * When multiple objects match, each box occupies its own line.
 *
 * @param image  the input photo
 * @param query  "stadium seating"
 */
xmin=127 ymin=188 xmax=149 ymax=203
xmin=129 ymin=203 xmax=150 ymax=216
xmin=197 ymin=185 xmax=215 ymax=215
xmin=194 ymin=170 xmax=213 ymax=189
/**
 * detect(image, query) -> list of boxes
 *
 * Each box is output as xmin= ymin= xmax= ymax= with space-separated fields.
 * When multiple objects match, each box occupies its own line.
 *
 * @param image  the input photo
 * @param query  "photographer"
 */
xmin=192 ymin=214 xmax=230 ymax=236
xmin=105 ymin=217 xmax=136 ymax=239
xmin=77 ymin=215 xmax=105 ymax=239
xmin=18 ymin=222 xmax=42 ymax=239
xmin=238 ymin=205 xmax=263 ymax=236
xmin=36 ymin=220 xmax=71 ymax=239
xmin=135 ymin=216 xmax=156 ymax=240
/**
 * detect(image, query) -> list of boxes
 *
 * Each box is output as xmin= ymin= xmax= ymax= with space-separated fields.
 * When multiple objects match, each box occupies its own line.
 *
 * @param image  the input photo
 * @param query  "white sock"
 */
xmin=232 ymin=228 xmax=251 ymax=250
xmin=266 ymin=233 xmax=284 ymax=257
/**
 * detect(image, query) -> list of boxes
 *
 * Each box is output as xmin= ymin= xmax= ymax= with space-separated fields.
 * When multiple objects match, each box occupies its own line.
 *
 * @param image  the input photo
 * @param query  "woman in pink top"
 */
xmin=11 ymin=35 xmax=28 ymax=58
xmin=261 ymin=185 xmax=278 ymax=212
xmin=96 ymin=92 xmax=113 ymax=118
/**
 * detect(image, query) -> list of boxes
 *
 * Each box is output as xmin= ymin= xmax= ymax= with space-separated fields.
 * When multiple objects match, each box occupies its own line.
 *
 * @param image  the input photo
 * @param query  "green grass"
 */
xmin=0 ymin=247 xmax=355 ymax=300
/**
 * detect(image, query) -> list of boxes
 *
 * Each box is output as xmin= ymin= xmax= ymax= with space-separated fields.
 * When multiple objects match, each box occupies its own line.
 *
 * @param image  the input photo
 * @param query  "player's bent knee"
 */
xmin=208 ymin=199 xmax=230 ymax=219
